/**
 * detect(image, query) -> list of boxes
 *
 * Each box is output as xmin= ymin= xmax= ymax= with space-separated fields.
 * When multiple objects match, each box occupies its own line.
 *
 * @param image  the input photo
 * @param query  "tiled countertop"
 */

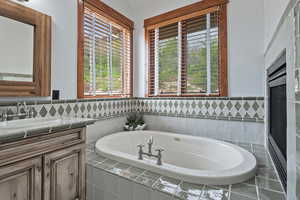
xmin=0 ymin=117 xmax=96 ymax=143
xmin=86 ymin=141 xmax=286 ymax=200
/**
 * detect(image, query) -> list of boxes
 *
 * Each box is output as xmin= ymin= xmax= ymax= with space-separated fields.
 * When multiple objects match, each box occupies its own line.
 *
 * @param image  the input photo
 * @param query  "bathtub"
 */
xmin=95 ymin=130 xmax=257 ymax=185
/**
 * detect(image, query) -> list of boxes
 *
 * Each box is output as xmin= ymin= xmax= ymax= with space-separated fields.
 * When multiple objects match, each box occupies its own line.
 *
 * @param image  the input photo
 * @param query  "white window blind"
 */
xmin=84 ymin=7 xmax=132 ymax=97
xmin=148 ymin=10 xmax=220 ymax=96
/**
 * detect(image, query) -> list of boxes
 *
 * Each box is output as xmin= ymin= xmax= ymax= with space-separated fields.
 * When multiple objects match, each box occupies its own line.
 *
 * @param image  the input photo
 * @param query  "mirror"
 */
xmin=0 ymin=16 xmax=34 ymax=82
xmin=0 ymin=0 xmax=51 ymax=97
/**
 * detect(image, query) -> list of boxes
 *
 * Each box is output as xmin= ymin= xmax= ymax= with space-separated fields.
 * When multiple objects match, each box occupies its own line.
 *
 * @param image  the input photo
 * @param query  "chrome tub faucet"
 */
xmin=137 ymin=137 xmax=164 ymax=166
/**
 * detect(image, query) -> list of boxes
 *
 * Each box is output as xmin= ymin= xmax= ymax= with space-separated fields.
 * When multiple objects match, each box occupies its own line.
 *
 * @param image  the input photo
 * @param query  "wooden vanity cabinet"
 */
xmin=0 ymin=127 xmax=87 ymax=200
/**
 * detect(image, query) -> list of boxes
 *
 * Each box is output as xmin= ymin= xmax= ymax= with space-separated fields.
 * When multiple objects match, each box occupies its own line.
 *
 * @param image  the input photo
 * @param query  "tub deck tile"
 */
xmin=154 ymin=176 xmax=181 ymax=188
xmin=136 ymin=175 xmax=158 ymax=187
xmin=94 ymin=159 xmax=117 ymax=170
xmin=256 ymin=177 xmax=283 ymax=193
xmin=258 ymin=188 xmax=286 ymax=200
xmin=256 ymin=167 xmax=278 ymax=181
xmin=121 ymin=166 xmax=145 ymax=180
xmin=174 ymin=191 xmax=200 ymax=200
xmin=175 ymin=182 xmax=204 ymax=196
xmin=107 ymin=162 xmax=131 ymax=175
xmin=230 ymin=183 xmax=258 ymax=199
xmin=229 ymin=193 xmax=256 ymax=200
xmin=199 ymin=186 xmax=229 ymax=200
xmin=135 ymin=170 xmax=161 ymax=187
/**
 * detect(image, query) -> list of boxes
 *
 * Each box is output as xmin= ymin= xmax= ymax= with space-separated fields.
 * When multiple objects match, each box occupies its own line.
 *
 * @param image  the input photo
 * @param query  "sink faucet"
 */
xmin=137 ymin=144 xmax=164 ymax=166
xmin=0 ymin=102 xmax=34 ymax=122
xmin=17 ymin=102 xmax=27 ymax=116
xmin=1 ymin=111 xmax=8 ymax=122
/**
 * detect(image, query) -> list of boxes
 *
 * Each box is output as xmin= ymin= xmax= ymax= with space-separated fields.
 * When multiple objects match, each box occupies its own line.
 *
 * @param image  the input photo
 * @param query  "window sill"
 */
xmin=79 ymin=95 xmax=132 ymax=99
xmin=146 ymin=94 xmax=223 ymax=98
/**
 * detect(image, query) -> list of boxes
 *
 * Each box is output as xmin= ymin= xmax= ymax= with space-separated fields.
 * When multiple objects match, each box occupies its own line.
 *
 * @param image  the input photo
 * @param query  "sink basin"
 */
xmin=0 ymin=118 xmax=63 ymax=130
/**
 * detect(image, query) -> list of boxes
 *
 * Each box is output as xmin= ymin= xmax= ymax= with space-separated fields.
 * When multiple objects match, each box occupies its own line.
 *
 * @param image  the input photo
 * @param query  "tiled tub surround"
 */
xmin=143 ymin=115 xmax=265 ymax=145
xmin=86 ymin=142 xmax=286 ymax=200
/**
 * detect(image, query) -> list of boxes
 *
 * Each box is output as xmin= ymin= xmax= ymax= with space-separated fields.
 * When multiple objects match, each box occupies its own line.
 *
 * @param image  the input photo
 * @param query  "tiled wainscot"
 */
xmin=136 ymin=97 xmax=264 ymax=123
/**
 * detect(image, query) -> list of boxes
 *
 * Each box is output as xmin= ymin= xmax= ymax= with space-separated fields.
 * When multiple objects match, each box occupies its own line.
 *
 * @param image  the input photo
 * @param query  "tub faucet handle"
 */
xmin=137 ymin=144 xmax=145 ymax=160
xmin=155 ymin=148 xmax=164 ymax=154
xmin=155 ymin=148 xmax=164 ymax=166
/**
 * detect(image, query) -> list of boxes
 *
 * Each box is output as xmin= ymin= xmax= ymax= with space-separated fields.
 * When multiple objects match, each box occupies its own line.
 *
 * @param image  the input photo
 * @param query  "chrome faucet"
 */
xmin=1 ymin=110 xmax=8 ymax=122
xmin=147 ymin=136 xmax=153 ymax=154
xmin=17 ymin=102 xmax=26 ymax=116
xmin=0 ymin=102 xmax=34 ymax=122
xmin=137 ymin=140 xmax=164 ymax=166
xmin=155 ymin=148 xmax=164 ymax=166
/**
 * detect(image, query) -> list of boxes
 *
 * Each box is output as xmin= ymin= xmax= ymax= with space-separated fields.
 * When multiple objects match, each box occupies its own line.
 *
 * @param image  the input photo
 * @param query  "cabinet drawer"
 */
xmin=0 ymin=128 xmax=86 ymax=166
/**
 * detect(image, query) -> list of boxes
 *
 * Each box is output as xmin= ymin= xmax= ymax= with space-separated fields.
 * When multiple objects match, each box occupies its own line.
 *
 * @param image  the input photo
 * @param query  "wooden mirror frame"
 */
xmin=0 ymin=0 xmax=51 ymax=97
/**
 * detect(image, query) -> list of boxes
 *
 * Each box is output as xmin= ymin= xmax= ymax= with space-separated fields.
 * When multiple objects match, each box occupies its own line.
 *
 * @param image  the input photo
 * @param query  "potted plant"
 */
xmin=124 ymin=113 xmax=146 ymax=131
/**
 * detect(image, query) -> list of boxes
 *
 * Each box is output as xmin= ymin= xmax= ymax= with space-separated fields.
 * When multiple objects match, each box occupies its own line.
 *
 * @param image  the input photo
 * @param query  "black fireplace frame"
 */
xmin=267 ymin=50 xmax=287 ymax=191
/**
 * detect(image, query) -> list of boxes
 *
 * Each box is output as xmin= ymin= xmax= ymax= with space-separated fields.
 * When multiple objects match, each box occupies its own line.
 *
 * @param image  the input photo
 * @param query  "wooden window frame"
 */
xmin=144 ymin=0 xmax=228 ymax=97
xmin=77 ymin=0 xmax=134 ymax=99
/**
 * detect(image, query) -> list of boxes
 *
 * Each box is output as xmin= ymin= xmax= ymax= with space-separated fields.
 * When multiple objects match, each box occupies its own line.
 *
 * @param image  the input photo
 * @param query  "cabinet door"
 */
xmin=44 ymin=144 xmax=85 ymax=200
xmin=0 ymin=157 xmax=42 ymax=200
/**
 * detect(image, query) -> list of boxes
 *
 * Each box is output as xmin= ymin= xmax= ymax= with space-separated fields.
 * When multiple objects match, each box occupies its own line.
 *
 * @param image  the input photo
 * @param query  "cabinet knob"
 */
xmin=36 ymin=166 xmax=41 ymax=172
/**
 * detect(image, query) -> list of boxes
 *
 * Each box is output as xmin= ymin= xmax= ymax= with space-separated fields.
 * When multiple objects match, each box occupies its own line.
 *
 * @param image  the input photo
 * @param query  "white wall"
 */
xmin=264 ymin=0 xmax=291 ymax=50
xmin=133 ymin=0 xmax=265 ymax=97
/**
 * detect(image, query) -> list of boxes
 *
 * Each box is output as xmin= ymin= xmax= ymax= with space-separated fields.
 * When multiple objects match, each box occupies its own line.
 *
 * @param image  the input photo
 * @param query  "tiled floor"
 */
xmin=86 ymin=141 xmax=286 ymax=200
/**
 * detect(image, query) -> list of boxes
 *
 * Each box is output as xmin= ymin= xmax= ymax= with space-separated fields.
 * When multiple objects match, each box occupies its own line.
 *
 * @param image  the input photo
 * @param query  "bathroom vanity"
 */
xmin=0 ymin=118 xmax=95 ymax=200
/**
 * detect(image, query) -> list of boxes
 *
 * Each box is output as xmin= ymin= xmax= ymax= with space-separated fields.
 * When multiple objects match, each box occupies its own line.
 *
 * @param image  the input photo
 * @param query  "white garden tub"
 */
xmin=95 ymin=130 xmax=257 ymax=185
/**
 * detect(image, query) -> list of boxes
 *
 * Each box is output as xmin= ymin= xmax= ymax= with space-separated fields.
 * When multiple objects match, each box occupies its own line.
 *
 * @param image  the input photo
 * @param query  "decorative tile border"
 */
xmin=0 ymin=97 xmax=264 ymax=123
xmin=0 ymin=98 xmax=134 ymax=120
xmin=136 ymin=97 xmax=264 ymax=123
xmin=86 ymin=141 xmax=285 ymax=200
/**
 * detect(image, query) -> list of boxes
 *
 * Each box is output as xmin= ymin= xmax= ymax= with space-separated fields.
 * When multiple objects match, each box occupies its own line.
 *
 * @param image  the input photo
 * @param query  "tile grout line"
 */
xmin=133 ymin=169 xmax=147 ymax=182
xmin=255 ymin=176 xmax=261 ymax=200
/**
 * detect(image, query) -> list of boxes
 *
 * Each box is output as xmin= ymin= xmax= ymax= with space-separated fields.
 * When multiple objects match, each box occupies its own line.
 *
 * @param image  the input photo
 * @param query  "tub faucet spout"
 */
xmin=148 ymin=136 xmax=153 ymax=154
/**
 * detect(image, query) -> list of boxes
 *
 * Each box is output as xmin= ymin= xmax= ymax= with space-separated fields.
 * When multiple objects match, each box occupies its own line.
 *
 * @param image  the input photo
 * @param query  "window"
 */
xmin=78 ymin=0 xmax=133 ymax=98
xmin=145 ymin=0 xmax=228 ymax=97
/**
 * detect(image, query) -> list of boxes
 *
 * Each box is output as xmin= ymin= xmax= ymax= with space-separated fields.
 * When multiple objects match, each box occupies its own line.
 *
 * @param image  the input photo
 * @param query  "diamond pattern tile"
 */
xmin=0 ymin=97 xmax=264 ymax=123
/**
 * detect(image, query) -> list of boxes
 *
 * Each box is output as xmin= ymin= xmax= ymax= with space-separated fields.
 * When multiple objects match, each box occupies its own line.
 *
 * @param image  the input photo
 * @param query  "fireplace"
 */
xmin=267 ymin=51 xmax=287 ymax=191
